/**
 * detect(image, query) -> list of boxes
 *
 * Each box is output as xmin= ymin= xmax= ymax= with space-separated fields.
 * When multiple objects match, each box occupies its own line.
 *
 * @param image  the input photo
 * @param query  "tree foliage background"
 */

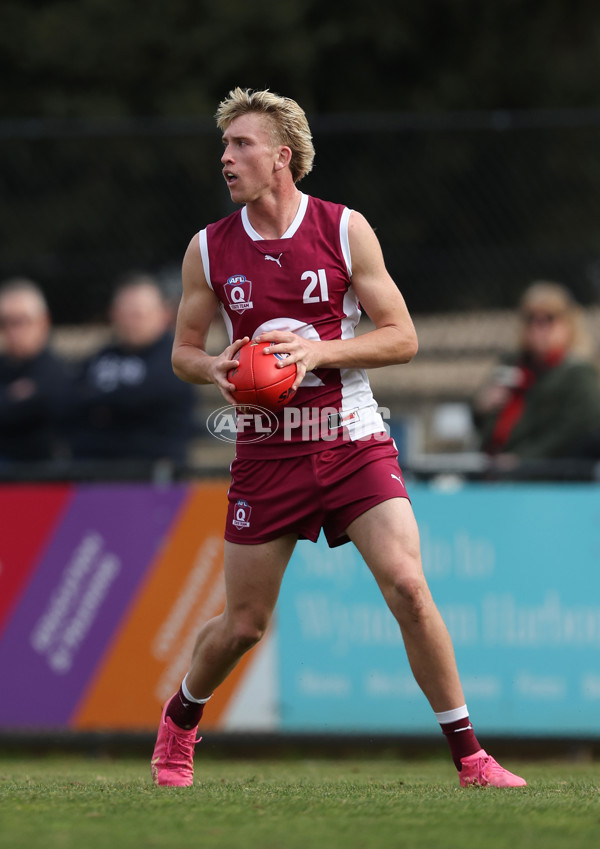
xmin=3 ymin=0 xmax=600 ymax=321
xmin=5 ymin=0 xmax=600 ymax=117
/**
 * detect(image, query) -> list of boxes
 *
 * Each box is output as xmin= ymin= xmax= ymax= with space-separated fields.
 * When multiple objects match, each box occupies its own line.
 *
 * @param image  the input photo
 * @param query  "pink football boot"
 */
xmin=459 ymin=749 xmax=527 ymax=787
xmin=151 ymin=700 xmax=201 ymax=787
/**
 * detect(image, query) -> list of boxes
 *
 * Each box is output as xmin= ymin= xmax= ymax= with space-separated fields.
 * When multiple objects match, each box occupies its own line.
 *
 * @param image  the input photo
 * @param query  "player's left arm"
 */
xmin=257 ymin=211 xmax=418 ymax=386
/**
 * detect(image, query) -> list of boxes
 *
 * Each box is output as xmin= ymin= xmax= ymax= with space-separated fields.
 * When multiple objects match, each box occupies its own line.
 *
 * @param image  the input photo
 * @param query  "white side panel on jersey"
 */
xmin=339 ymin=287 xmax=386 ymax=438
xmin=340 ymin=207 xmax=353 ymax=277
xmin=252 ymin=317 xmax=325 ymax=387
xmin=200 ymin=228 xmax=233 ymax=342
xmin=198 ymin=229 xmax=212 ymax=289
xmin=220 ymin=304 xmax=234 ymax=344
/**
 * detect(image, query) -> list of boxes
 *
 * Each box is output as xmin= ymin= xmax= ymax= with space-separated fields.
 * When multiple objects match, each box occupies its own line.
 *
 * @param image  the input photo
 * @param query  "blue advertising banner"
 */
xmin=277 ymin=483 xmax=600 ymax=736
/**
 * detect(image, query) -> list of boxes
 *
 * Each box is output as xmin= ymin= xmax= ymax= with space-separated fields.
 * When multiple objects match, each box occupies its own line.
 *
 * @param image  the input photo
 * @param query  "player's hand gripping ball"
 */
xmin=228 ymin=340 xmax=297 ymax=411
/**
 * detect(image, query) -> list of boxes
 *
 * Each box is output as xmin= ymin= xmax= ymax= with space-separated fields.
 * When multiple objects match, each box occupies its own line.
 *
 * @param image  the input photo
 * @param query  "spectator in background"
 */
xmin=472 ymin=281 xmax=600 ymax=461
xmin=68 ymin=273 xmax=196 ymax=465
xmin=0 ymin=278 xmax=72 ymax=464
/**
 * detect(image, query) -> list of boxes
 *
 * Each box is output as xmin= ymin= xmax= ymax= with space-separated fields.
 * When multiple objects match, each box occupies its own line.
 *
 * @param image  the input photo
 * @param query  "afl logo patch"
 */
xmin=225 ymin=275 xmax=253 ymax=314
xmin=232 ymin=499 xmax=252 ymax=529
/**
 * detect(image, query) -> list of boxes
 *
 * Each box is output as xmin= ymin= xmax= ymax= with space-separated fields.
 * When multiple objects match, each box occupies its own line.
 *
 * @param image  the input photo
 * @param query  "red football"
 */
xmin=228 ymin=340 xmax=297 ymax=411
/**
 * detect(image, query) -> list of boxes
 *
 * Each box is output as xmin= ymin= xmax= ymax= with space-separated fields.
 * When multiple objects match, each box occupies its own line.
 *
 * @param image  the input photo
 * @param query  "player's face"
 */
xmin=221 ymin=113 xmax=282 ymax=204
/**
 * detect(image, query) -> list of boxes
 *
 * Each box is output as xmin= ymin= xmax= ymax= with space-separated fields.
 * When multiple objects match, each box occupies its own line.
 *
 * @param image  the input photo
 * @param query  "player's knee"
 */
xmin=386 ymin=573 xmax=431 ymax=624
xmin=228 ymin=618 xmax=267 ymax=654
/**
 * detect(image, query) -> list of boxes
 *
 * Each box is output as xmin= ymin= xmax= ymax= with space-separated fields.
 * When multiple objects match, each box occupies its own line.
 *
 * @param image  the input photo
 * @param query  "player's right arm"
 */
xmin=172 ymin=234 xmax=248 ymax=402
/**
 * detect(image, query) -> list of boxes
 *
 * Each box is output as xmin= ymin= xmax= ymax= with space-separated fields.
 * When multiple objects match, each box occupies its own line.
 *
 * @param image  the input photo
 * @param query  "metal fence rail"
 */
xmin=1 ymin=456 xmax=598 ymax=484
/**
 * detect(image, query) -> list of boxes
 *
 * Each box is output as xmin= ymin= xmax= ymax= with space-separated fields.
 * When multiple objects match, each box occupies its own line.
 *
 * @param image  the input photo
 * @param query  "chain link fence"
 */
xmin=3 ymin=110 xmax=600 ymax=323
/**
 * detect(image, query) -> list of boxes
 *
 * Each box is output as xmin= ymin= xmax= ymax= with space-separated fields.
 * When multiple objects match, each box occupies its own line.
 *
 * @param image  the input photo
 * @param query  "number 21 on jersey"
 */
xmin=302 ymin=269 xmax=329 ymax=303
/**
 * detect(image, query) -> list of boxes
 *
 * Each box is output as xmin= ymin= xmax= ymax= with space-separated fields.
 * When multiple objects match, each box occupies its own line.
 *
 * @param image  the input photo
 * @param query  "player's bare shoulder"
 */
xmin=347 ymin=208 xmax=373 ymax=234
xmin=182 ymin=232 xmax=207 ymax=292
xmin=347 ymin=209 xmax=388 ymax=277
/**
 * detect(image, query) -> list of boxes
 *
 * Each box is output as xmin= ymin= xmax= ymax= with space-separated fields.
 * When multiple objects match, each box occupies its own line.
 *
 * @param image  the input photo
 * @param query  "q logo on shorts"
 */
xmin=232 ymin=499 xmax=252 ymax=529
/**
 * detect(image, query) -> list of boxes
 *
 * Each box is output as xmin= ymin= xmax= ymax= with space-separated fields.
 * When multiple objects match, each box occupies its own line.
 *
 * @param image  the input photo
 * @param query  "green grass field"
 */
xmin=1 ymin=755 xmax=599 ymax=849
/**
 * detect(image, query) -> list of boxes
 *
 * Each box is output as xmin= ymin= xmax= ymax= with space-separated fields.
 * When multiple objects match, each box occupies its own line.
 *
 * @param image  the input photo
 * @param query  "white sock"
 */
xmin=434 ymin=704 xmax=469 ymax=725
xmin=182 ymin=675 xmax=212 ymax=705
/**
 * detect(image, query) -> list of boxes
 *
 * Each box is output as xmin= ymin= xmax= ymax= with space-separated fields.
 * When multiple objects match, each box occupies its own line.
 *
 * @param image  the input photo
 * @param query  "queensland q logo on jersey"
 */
xmin=225 ymin=274 xmax=253 ymax=313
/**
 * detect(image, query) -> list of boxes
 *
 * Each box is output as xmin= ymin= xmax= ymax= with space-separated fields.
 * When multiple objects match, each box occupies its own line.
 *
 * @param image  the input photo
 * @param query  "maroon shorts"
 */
xmin=225 ymin=434 xmax=409 ymax=548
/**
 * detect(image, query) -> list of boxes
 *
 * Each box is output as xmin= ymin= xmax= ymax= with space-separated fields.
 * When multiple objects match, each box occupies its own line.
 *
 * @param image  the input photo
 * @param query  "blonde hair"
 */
xmin=215 ymin=87 xmax=315 ymax=183
xmin=518 ymin=280 xmax=593 ymax=358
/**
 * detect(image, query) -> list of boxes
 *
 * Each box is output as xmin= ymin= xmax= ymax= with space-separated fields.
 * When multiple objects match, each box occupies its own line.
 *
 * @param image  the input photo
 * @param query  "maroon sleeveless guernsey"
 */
xmin=199 ymin=193 xmax=385 ymax=457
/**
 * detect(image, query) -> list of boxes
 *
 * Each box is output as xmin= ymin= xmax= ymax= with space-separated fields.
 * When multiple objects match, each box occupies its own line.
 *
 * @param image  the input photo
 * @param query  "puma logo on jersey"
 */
xmin=391 ymin=473 xmax=404 ymax=484
xmin=265 ymin=253 xmax=283 ymax=267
